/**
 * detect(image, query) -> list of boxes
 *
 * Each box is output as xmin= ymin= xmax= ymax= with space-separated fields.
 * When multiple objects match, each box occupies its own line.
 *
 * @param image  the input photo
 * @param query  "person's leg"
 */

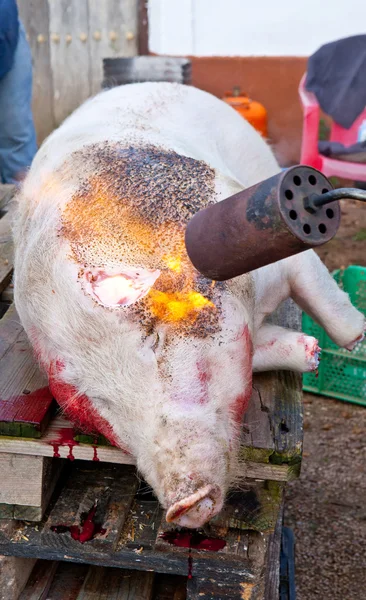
xmin=0 ymin=22 xmax=37 ymax=183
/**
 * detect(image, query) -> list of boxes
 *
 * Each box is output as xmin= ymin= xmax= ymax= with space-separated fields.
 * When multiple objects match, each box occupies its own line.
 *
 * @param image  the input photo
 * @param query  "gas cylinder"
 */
xmin=223 ymin=87 xmax=268 ymax=138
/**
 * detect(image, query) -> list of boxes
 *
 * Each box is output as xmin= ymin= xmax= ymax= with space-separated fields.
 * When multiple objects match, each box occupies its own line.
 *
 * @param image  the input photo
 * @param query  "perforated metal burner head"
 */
xmin=279 ymin=166 xmax=340 ymax=244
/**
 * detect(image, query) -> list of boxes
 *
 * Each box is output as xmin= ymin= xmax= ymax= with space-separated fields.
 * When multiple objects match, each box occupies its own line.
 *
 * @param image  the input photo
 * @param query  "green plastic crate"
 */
xmin=302 ymin=265 xmax=366 ymax=406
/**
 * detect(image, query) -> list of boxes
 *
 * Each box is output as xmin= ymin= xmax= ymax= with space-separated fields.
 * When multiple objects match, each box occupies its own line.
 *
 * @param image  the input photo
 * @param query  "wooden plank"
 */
xmin=0 ymin=429 xmax=290 ymax=481
xmin=0 ymin=415 xmax=134 ymax=465
xmin=0 ymin=211 xmax=14 ymax=294
xmin=186 ymin=577 xmax=260 ymax=600
xmin=0 ymin=554 xmax=37 ymax=600
xmin=42 ymin=463 xmax=139 ymax=552
xmin=0 ymin=326 xmax=47 ymax=407
xmin=17 ymin=0 xmax=55 ymax=143
xmin=264 ymin=504 xmax=284 ymax=600
xmin=0 ymin=524 xmax=257 ymax=582
xmin=48 ymin=0 xmax=91 ymax=125
xmin=88 ymin=0 xmax=138 ymax=96
xmin=241 ymin=371 xmax=303 ymax=479
xmin=0 ymin=477 xmax=264 ymax=579
xmin=77 ymin=566 xmax=154 ymax=599
xmin=240 ymin=300 xmax=303 ymax=475
xmin=42 ymin=562 xmax=90 ymax=600
xmin=0 ymin=413 xmax=294 ymax=482
xmin=123 ymin=499 xmax=164 ymax=551
xmin=138 ymin=0 xmax=149 ymax=56
xmin=0 ymin=521 xmax=37 ymax=600
xmin=155 ymin=523 xmax=252 ymax=579
xmin=0 ymin=387 xmax=55 ymax=438
xmin=0 ymin=305 xmax=23 ymax=361
xmin=0 ymin=184 xmax=16 ymax=211
xmin=19 ymin=560 xmax=59 ymax=599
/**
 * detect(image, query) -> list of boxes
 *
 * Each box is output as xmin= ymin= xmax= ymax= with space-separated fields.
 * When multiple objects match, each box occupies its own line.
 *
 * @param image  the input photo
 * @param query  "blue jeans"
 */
xmin=0 ymin=22 xmax=37 ymax=183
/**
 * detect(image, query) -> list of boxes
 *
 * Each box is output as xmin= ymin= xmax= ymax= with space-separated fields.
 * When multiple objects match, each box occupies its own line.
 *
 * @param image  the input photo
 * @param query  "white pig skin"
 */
xmin=13 ymin=83 xmax=365 ymax=528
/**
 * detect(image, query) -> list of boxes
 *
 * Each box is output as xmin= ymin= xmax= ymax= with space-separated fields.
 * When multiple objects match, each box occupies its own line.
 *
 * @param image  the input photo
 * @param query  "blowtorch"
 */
xmin=185 ymin=165 xmax=366 ymax=281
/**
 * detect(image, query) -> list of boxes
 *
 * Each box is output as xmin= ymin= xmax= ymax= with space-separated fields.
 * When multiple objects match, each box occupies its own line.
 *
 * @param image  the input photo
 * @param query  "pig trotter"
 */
xmin=253 ymin=324 xmax=320 ymax=373
xmin=304 ymin=337 xmax=321 ymax=372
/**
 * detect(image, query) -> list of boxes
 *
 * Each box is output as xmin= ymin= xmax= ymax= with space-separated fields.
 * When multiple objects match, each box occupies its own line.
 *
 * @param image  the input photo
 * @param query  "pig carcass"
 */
xmin=13 ymin=83 xmax=365 ymax=528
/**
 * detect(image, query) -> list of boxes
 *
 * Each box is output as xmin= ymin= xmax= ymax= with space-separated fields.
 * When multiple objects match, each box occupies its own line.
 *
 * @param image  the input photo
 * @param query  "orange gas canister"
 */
xmin=223 ymin=87 xmax=268 ymax=138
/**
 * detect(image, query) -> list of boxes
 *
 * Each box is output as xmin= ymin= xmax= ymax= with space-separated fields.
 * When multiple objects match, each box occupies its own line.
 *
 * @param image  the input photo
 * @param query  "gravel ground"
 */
xmin=284 ymin=199 xmax=366 ymax=599
xmin=285 ymin=395 xmax=366 ymax=599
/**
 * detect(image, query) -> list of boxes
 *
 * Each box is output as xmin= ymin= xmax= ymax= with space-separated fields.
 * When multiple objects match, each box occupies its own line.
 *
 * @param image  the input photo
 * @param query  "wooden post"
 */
xmin=0 ymin=454 xmax=64 ymax=521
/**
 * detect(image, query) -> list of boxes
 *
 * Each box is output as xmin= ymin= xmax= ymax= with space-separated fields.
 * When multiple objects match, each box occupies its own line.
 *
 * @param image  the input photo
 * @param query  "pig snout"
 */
xmin=166 ymin=484 xmax=223 ymax=528
xmin=136 ymin=414 xmax=238 ymax=529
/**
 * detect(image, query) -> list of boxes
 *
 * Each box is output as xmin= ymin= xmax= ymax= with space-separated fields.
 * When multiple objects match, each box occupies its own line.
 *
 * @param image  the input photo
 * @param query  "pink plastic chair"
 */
xmin=299 ymin=73 xmax=366 ymax=181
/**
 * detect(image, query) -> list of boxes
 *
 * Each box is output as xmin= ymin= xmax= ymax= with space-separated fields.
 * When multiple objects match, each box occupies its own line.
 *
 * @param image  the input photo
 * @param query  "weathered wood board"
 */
xmin=88 ymin=0 xmax=139 ymax=95
xmin=19 ymin=559 xmax=59 ymax=600
xmin=17 ymin=0 xmax=139 ymax=143
xmin=0 ymin=210 xmax=14 ymax=295
xmin=17 ymin=0 xmax=55 ymax=144
xmin=19 ymin=560 xmax=156 ymax=600
xmin=0 ymin=387 xmax=55 ymax=438
xmin=0 ymin=463 xmax=282 ymax=597
xmin=0 ymin=521 xmax=37 ymax=600
xmin=0 ymin=184 xmax=16 ymax=321
xmin=0 ymin=184 xmax=16 ymax=212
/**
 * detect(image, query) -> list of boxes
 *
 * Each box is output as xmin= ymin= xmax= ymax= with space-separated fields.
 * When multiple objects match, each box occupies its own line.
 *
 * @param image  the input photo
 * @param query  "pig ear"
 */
xmin=81 ymin=267 xmax=160 ymax=308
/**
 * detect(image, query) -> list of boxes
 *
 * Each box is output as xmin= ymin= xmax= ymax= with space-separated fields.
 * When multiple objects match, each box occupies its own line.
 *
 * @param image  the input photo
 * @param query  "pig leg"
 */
xmin=253 ymin=250 xmax=364 ymax=350
xmin=284 ymin=251 xmax=365 ymax=350
xmin=253 ymin=323 xmax=320 ymax=372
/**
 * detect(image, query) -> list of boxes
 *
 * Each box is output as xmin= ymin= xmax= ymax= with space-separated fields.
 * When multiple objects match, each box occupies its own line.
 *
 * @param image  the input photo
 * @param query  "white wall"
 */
xmin=149 ymin=0 xmax=366 ymax=56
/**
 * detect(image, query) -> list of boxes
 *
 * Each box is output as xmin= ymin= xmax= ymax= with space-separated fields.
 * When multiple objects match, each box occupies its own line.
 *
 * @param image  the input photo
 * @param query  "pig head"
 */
xmin=14 ymin=111 xmax=261 ymax=528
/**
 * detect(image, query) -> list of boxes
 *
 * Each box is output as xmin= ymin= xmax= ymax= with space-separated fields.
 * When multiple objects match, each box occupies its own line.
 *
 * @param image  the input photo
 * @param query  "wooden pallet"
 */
xmin=0 ymin=461 xmax=284 ymax=600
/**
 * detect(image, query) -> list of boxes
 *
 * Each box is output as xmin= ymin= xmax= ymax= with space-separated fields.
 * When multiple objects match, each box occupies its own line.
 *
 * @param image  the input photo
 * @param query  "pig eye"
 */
xmin=144 ymin=331 xmax=164 ymax=356
xmin=151 ymin=333 xmax=160 ymax=352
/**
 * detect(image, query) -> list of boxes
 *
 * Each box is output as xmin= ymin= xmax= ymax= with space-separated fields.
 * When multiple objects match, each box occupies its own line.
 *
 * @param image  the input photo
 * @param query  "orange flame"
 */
xmin=148 ymin=239 xmax=216 ymax=323
xmin=148 ymin=289 xmax=214 ymax=323
xmin=163 ymin=253 xmax=183 ymax=274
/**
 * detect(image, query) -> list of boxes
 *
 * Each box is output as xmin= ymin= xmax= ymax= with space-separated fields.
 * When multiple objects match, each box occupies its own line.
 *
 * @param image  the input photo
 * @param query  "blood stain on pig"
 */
xmin=230 ymin=324 xmax=253 ymax=423
xmin=48 ymin=361 xmax=123 ymax=449
xmin=196 ymin=359 xmax=211 ymax=404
